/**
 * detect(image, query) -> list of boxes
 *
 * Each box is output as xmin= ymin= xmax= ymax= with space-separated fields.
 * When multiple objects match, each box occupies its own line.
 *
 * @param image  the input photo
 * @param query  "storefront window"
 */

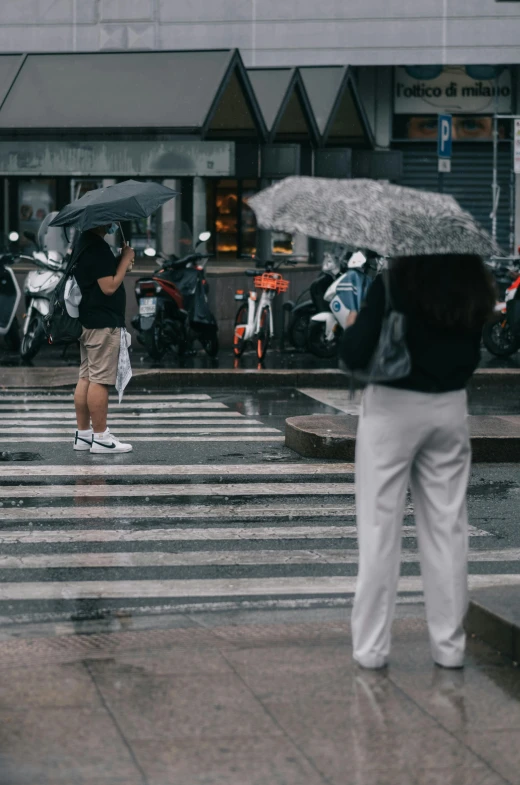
xmin=240 ymin=180 xmax=258 ymax=258
xmin=215 ymin=179 xmax=239 ymax=257
xmin=71 ymin=179 xmax=102 ymax=201
xmin=271 ymin=231 xmax=294 ymax=256
xmin=209 ymin=179 xmax=260 ymax=259
xmin=18 ymin=179 xmax=56 ymax=249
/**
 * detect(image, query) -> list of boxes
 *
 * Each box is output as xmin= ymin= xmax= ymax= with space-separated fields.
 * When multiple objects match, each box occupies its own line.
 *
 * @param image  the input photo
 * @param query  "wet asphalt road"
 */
xmin=0 ymin=385 xmax=518 ymax=627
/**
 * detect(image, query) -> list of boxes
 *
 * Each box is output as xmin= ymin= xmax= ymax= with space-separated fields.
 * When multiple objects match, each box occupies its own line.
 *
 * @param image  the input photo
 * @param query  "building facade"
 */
xmin=0 ymin=0 xmax=519 ymax=258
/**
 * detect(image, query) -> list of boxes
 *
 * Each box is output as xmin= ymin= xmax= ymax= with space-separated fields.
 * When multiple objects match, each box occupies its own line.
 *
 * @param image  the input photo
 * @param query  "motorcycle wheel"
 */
xmin=256 ymin=306 xmax=271 ymax=362
xmin=143 ymin=325 xmax=168 ymax=361
xmin=20 ymin=314 xmax=45 ymax=361
xmin=482 ymin=320 xmax=520 ymax=357
xmin=307 ymin=320 xmax=339 ymax=359
xmin=287 ymin=309 xmax=313 ymax=351
xmin=233 ymin=304 xmax=249 ymax=357
xmin=4 ymin=317 xmax=21 ymax=352
xmin=200 ymin=332 xmax=219 ymax=358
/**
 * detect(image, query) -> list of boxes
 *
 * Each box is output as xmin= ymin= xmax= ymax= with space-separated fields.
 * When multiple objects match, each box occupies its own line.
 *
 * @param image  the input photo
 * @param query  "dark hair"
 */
xmin=390 ymin=254 xmax=496 ymax=333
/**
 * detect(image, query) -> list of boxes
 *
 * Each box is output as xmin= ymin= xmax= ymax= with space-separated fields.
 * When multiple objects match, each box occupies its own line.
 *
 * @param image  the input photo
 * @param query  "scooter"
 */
xmin=0 ymin=238 xmax=22 ymax=352
xmin=132 ymin=231 xmax=219 ymax=361
xmin=308 ymin=251 xmax=380 ymax=358
xmin=483 ymin=259 xmax=520 ymax=357
xmin=19 ymin=213 xmax=71 ymax=361
xmin=284 ymin=246 xmax=349 ymax=352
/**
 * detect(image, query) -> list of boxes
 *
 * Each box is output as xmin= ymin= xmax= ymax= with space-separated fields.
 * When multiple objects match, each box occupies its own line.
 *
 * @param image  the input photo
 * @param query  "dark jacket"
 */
xmin=340 ymin=273 xmax=481 ymax=393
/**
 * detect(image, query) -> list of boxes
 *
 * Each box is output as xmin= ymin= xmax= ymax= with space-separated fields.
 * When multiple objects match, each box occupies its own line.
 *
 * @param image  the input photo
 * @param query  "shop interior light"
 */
xmin=8 ymin=231 xmax=19 ymax=242
xmin=144 ymin=247 xmax=156 ymax=257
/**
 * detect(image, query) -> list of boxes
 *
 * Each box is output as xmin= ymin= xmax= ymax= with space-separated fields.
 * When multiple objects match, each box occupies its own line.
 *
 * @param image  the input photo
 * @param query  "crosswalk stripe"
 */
xmin=0 ymin=549 xmax=515 ymax=569
xmin=0 ymin=463 xmax=355 ymax=477
xmin=0 ymin=394 xmax=212 ymax=402
xmin=0 ymin=427 xmax=280 ymax=435
xmin=0 ymin=419 xmax=261 ymax=427
xmin=0 ymin=436 xmax=286 ymax=443
xmin=0 ymin=482 xmax=354 ymax=498
xmin=0 ymin=574 xmax=517 ymax=601
xmin=0 ymin=411 xmax=246 ymax=419
xmin=0 ymin=525 xmax=489 ymax=543
xmin=0 ymin=503 xmax=363 ymax=521
xmin=0 ymin=402 xmax=227 ymax=410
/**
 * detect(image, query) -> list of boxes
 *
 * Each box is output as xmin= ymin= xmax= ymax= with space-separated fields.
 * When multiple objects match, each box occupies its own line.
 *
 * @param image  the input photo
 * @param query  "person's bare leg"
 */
xmin=87 ymin=383 xmax=109 ymax=433
xmin=74 ymin=378 xmax=91 ymax=430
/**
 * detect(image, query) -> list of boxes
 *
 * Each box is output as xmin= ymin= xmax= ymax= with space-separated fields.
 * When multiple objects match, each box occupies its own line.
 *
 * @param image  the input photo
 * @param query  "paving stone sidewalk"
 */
xmin=0 ymin=610 xmax=518 ymax=785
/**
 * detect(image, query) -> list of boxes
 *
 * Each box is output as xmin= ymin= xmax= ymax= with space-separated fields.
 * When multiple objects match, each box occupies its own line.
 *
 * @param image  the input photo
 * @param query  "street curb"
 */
xmin=466 ymin=597 xmax=520 ymax=662
xmin=1 ymin=366 xmax=518 ymax=389
xmin=285 ymin=414 xmax=520 ymax=463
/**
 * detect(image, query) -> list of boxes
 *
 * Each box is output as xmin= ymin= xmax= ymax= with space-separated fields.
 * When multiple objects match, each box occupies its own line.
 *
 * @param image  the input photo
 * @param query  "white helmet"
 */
xmin=348 ymin=251 xmax=367 ymax=269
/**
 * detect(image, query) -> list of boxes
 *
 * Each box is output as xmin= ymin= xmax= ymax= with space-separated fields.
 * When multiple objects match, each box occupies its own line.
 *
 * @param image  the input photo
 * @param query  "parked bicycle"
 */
xmin=233 ymin=258 xmax=296 ymax=362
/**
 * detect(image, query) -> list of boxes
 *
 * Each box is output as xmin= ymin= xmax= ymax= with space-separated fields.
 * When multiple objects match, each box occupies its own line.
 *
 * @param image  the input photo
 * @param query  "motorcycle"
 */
xmin=483 ymin=259 xmax=520 ymax=357
xmin=284 ymin=246 xmax=349 ymax=352
xmin=0 ymin=236 xmax=22 ymax=352
xmin=132 ymin=230 xmax=219 ymax=361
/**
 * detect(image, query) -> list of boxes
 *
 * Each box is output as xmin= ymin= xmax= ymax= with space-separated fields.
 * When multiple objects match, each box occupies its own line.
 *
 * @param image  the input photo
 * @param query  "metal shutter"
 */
xmin=396 ymin=143 xmax=513 ymax=252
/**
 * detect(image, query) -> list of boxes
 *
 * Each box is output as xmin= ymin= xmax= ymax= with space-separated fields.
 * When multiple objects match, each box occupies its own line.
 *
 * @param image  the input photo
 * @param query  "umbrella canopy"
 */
xmin=249 ymin=177 xmax=502 ymax=258
xmin=49 ymin=180 xmax=179 ymax=232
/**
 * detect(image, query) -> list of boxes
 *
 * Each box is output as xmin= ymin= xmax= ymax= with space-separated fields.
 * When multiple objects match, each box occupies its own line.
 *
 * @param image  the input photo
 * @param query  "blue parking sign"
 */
xmin=438 ymin=114 xmax=452 ymax=159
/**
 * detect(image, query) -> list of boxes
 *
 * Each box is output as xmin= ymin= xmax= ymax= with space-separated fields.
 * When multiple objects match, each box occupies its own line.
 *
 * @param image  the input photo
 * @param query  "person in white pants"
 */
xmin=340 ymin=253 xmax=496 ymax=670
xmin=353 ymin=384 xmax=471 ymax=669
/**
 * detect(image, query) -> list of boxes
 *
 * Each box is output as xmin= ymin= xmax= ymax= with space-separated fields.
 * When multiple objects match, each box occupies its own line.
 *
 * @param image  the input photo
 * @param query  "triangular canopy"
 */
xmin=0 ymin=49 xmax=266 ymax=138
xmin=299 ymin=66 xmax=374 ymax=147
xmin=248 ymin=67 xmax=319 ymax=145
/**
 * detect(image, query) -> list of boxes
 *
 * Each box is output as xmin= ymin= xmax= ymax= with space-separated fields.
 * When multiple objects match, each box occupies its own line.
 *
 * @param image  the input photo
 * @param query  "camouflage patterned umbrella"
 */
xmin=249 ymin=177 xmax=501 ymax=258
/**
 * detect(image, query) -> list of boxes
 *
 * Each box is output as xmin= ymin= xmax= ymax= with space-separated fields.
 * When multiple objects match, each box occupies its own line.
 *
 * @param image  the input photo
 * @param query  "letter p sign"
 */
xmin=438 ymin=114 xmax=452 ymax=159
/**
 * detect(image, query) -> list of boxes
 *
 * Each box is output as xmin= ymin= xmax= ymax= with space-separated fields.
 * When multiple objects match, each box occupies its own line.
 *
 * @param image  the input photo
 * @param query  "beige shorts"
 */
xmin=79 ymin=327 xmax=120 ymax=386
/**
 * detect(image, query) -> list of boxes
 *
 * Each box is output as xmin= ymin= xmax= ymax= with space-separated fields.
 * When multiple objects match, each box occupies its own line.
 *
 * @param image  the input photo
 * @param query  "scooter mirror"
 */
xmin=198 ymin=231 xmax=211 ymax=243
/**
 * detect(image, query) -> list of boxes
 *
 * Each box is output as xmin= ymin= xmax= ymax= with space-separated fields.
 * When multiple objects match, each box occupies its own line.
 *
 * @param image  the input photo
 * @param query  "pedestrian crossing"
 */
xmin=0 ymin=390 xmax=518 ymax=624
xmin=0 ymin=390 xmax=284 ymax=443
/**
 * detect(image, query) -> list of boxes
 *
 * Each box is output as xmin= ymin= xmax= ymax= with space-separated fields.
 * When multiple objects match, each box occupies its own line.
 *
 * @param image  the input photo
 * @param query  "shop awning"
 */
xmin=248 ymin=68 xmax=320 ymax=146
xmin=299 ymin=66 xmax=374 ymax=147
xmin=0 ymin=50 xmax=267 ymax=139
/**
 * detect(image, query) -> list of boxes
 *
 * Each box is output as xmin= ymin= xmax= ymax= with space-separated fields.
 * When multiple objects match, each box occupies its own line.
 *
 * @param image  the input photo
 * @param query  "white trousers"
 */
xmin=352 ymin=384 xmax=471 ymax=668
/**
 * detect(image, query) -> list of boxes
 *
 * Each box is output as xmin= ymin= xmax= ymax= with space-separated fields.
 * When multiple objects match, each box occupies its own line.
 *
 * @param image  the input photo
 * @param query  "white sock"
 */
xmin=77 ymin=428 xmax=92 ymax=436
xmin=94 ymin=429 xmax=110 ymax=440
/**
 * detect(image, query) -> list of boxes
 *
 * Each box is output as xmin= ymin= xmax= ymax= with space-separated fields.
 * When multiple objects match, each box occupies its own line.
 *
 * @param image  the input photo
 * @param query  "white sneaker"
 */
xmin=90 ymin=430 xmax=133 ymax=454
xmin=74 ymin=429 xmax=93 ymax=451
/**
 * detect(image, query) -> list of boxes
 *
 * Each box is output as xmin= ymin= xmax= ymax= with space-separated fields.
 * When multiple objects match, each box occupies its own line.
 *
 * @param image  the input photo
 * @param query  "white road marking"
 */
xmin=0 ymin=482 xmax=355 ymax=498
xmin=0 ymin=411 xmax=246 ymax=419
xmin=0 ymin=524 xmax=489 ymax=543
xmin=0 ymin=402 xmax=227 ymax=410
xmin=0 ymin=427 xmax=280 ymax=435
xmin=0 ymin=419 xmax=261 ymax=427
xmin=298 ymin=388 xmax=362 ymax=414
xmin=0 ymin=503 xmax=362 ymax=521
xmin=0 ymin=574 xmax=517 ymax=601
xmin=0 ymin=463 xmax=355 ymax=477
xmin=0 ymin=436 xmax=285 ymax=443
xmin=0 ymin=548 xmax=515 ymax=569
xmin=0 ymin=394 xmax=212 ymax=402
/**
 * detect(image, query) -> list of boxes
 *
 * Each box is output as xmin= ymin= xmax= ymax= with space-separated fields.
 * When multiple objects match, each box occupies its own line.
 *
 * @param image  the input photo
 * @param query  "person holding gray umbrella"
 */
xmin=50 ymin=180 xmax=179 ymax=454
xmin=249 ymin=176 xmax=499 ymax=669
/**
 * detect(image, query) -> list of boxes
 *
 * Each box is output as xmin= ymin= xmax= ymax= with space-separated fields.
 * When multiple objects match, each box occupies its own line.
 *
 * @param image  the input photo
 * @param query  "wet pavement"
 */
xmin=0 ymin=608 xmax=519 ymax=785
xmin=0 ymin=385 xmax=519 ymax=784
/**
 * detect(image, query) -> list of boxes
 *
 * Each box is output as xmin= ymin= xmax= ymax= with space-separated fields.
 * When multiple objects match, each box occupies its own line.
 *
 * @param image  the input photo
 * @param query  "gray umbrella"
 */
xmin=49 ymin=179 xmax=180 ymax=232
xmin=249 ymin=177 xmax=502 ymax=257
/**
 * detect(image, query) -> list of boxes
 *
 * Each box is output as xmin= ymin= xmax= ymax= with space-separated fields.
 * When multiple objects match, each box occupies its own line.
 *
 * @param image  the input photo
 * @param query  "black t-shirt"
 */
xmin=340 ymin=273 xmax=482 ymax=393
xmin=74 ymin=231 xmax=126 ymax=329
